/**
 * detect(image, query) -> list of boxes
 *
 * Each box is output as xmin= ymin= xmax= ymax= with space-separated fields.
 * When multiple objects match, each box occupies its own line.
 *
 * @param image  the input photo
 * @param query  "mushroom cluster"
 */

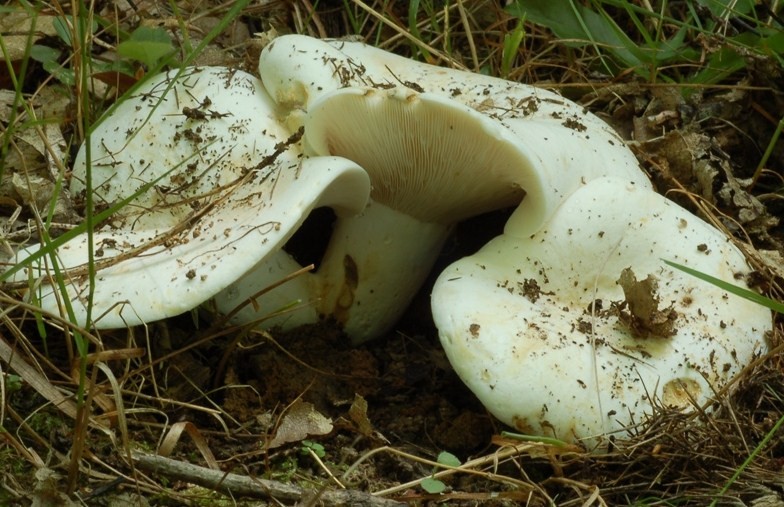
xmin=9 ymin=35 xmax=770 ymax=447
xmin=216 ymin=35 xmax=650 ymax=339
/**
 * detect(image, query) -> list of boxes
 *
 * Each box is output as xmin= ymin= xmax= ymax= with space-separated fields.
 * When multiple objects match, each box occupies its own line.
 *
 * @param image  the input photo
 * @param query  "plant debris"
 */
xmin=617 ymin=267 xmax=679 ymax=338
xmin=1 ymin=1 xmax=783 ymax=505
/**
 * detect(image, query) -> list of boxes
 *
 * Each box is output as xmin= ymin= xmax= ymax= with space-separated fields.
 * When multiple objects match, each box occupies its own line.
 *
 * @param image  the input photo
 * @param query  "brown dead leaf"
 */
xmin=268 ymin=400 xmax=333 ymax=449
xmin=0 ymin=11 xmax=57 ymax=63
xmin=159 ymin=421 xmax=219 ymax=470
xmin=0 ymin=89 xmax=79 ymax=225
xmin=348 ymin=394 xmax=374 ymax=437
xmin=717 ymin=168 xmax=779 ymax=231
xmin=641 ymin=131 xmax=714 ymax=197
xmin=632 ymin=87 xmax=685 ymax=142
xmin=617 ymin=268 xmax=677 ymax=338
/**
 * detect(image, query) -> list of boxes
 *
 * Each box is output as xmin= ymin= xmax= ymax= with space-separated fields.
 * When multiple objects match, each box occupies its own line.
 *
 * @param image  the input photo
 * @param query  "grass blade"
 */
xmin=663 ymin=259 xmax=784 ymax=314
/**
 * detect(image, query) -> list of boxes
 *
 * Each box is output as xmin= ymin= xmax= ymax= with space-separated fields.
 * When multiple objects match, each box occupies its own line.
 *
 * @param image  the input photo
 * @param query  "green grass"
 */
xmin=507 ymin=0 xmax=784 ymax=85
xmin=664 ymin=259 xmax=784 ymax=315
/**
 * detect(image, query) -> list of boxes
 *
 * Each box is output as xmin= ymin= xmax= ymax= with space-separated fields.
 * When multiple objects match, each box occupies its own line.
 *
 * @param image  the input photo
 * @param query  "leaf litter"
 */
xmin=1 ymin=1 xmax=783 ymax=506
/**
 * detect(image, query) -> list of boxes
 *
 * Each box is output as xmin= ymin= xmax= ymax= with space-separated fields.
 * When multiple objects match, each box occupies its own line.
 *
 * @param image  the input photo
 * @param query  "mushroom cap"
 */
xmin=262 ymin=35 xmax=649 ymax=233
xmin=258 ymin=35 xmax=353 ymax=118
xmin=71 ymin=67 xmax=284 ymax=231
xmin=260 ymin=35 xmax=638 ymax=147
xmin=305 ymin=86 xmax=648 ymax=235
xmin=432 ymin=177 xmax=770 ymax=447
xmin=14 ymin=155 xmax=368 ymax=328
xmin=304 ymin=86 xmax=527 ymax=225
xmin=12 ymin=67 xmax=370 ymax=328
xmin=321 ymin=37 xmax=622 ymax=133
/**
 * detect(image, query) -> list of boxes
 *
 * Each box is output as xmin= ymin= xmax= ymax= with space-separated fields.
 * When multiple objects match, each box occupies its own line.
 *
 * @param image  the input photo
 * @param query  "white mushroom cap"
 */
xmin=261 ymin=34 xmax=650 ymax=234
xmin=11 ymin=67 xmax=370 ymax=328
xmin=305 ymin=87 xmax=527 ymax=224
xmin=305 ymin=86 xmax=649 ymax=234
xmin=432 ymin=177 xmax=770 ymax=447
xmin=258 ymin=35 xmax=354 ymax=131
xmin=71 ymin=66 xmax=290 ymax=231
xmin=320 ymin=36 xmax=626 ymax=135
xmin=260 ymin=35 xmax=643 ymax=176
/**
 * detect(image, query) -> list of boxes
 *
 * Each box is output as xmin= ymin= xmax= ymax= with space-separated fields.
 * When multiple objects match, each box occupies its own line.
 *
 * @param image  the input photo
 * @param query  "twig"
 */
xmin=132 ymin=452 xmax=406 ymax=506
xmin=365 ymin=444 xmax=558 ymax=496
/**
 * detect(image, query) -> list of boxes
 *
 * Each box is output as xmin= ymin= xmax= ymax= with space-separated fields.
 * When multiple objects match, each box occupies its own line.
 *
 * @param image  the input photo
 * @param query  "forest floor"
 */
xmin=1 ymin=1 xmax=784 ymax=505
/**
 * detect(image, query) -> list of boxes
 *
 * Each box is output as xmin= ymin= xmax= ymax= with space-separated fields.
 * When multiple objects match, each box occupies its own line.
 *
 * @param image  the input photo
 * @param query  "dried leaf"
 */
xmin=268 ymin=400 xmax=333 ymax=449
xmin=617 ymin=268 xmax=677 ymax=338
xmin=348 ymin=394 xmax=373 ymax=436
xmin=718 ymin=171 xmax=777 ymax=229
xmin=159 ymin=421 xmax=219 ymax=470
xmin=0 ymin=11 xmax=57 ymax=63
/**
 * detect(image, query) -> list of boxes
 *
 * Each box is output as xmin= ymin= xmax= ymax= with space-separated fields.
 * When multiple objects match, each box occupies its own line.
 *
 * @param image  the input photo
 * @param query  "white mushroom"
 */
xmin=10 ymin=66 xmax=370 ymax=328
xmin=215 ymin=36 xmax=651 ymax=342
xmin=215 ymin=87 xmax=526 ymax=339
xmin=217 ymin=83 xmax=650 ymax=341
xmin=431 ymin=176 xmax=771 ymax=448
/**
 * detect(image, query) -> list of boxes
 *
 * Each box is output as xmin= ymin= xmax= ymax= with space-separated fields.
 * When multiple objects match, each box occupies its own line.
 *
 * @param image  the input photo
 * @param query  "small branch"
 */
xmin=132 ymin=452 xmax=405 ymax=507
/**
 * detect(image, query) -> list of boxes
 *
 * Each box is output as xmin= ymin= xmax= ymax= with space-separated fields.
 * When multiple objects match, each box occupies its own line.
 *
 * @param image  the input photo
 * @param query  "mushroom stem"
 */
xmin=212 ymin=248 xmax=320 ymax=328
xmin=214 ymin=199 xmax=449 ymax=340
xmin=316 ymin=199 xmax=450 ymax=339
